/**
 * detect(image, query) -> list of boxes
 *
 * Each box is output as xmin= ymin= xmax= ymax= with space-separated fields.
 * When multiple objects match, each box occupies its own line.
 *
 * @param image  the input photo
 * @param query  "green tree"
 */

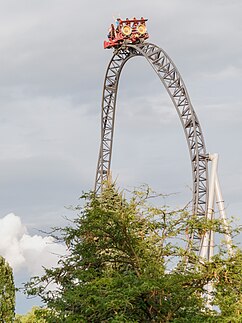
xmin=208 ymin=250 xmax=242 ymax=322
xmin=0 ymin=256 xmax=15 ymax=322
xmin=15 ymin=306 xmax=47 ymax=322
xmin=25 ymin=184 xmax=242 ymax=322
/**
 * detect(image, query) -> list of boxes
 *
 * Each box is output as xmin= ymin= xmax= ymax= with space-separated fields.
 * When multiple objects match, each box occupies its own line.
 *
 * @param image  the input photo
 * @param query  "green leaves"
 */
xmin=0 ymin=256 xmax=15 ymax=322
xmin=24 ymin=184 xmax=242 ymax=322
xmin=15 ymin=306 xmax=48 ymax=322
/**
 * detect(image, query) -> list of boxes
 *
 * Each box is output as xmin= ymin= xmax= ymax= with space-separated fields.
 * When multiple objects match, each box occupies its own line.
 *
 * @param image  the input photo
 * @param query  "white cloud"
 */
xmin=0 ymin=213 xmax=66 ymax=275
xmin=0 ymin=0 xmax=240 ymax=314
xmin=202 ymin=65 xmax=242 ymax=80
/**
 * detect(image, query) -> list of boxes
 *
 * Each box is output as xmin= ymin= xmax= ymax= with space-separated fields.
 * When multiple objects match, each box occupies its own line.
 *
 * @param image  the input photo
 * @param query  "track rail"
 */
xmin=95 ymin=42 xmax=208 ymax=252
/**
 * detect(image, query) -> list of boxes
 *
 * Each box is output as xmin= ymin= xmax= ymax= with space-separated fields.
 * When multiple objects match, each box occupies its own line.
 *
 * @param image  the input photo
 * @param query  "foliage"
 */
xmin=15 ymin=306 xmax=48 ymax=322
xmin=24 ymin=184 xmax=242 ymax=322
xmin=209 ymin=250 xmax=242 ymax=322
xmin=0 ymin=255 xmax=15 ymax=322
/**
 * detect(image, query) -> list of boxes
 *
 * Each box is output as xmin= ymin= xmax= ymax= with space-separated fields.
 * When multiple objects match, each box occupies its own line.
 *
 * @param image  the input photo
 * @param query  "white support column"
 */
xmin=214 ymin=174 xmax=234 ymax=256
xmin=199 ymin=153 xmax=218 ymax=260
xmin=199 ymin=153 xmax=233 ymax=309
xmin=200 ymin=153 xmax=233 ymax=259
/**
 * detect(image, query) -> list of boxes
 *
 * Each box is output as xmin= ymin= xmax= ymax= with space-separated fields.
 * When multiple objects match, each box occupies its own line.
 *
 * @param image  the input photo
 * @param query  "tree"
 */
xmin=208 ymin=250 xmax=242 ymax=322
xmin=25 ymin=183 xmax=242 ymax=322
xmin=15 ymin=306 xmax=47 ymax=322
xmin=0 ymin=256 xmax=15 ymax=322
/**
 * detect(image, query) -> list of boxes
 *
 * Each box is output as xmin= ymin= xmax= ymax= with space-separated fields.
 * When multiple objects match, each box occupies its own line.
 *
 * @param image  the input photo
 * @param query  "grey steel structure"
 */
xmin=95 ymin=42 xmax=208 ymax=253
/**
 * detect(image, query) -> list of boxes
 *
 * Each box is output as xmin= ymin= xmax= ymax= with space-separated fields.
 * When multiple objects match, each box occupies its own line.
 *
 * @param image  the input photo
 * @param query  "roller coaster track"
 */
xmin=95 ymin=42 xmax=208 ymax=253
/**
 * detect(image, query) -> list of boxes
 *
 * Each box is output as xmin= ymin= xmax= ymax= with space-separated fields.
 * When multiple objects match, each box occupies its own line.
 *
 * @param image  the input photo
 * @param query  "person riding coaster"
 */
xmin=104 ymin=17 xmax=149 ymax=49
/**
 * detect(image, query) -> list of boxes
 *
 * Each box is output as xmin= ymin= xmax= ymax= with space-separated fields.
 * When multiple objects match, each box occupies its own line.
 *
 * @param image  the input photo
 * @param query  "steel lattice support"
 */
xmin=95 ymin=43 xmax=208 ymax=253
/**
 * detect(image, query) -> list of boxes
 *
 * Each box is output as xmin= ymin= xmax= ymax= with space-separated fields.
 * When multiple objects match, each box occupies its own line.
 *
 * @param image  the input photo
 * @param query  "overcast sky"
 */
xmin=0 ymin=0 xmax=241 ymax=314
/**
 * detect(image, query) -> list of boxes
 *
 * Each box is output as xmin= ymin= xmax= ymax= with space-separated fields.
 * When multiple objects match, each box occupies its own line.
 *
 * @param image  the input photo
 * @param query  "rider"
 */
xmin=115 ymin=18 xmax=121 ymax=31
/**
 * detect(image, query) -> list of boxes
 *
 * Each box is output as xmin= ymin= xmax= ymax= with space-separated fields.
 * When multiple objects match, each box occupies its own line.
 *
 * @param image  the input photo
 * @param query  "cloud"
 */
xmin=0 ymin=0 xmax=240 ymax=314
xmin=0 ymin=0 xmax=240 ymax=257
xmin=0 ymin=94 xmax=99 ymax=228
xmin=201 ymin=65 xmax=242 ymax=81
xmin=0 ymin=213 xmax=66 ymax=275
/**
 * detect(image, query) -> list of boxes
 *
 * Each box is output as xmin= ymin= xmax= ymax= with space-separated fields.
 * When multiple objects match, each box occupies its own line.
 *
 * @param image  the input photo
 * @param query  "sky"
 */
xmin=0 ymin=0 xmax=241 ymax=314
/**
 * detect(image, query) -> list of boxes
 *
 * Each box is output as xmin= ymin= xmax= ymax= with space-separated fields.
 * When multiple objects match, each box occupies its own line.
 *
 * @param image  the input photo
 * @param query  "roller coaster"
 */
xmin=95 ymin=18 xmax=233 ymax=261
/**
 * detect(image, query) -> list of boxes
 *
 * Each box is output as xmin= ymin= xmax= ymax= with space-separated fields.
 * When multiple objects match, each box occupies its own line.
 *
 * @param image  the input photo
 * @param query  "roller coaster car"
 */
xmin=104 ymin=17 xmax=149 ymax=49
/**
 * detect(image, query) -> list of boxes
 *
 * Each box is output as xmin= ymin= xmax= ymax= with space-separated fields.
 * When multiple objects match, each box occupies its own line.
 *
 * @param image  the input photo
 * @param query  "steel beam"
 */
xmin=95 ymin=43 xmax=208 ymax=253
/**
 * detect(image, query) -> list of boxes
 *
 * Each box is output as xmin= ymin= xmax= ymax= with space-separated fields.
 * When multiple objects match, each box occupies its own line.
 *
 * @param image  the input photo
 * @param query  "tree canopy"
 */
xmin=25 ymin=184 xmax=242 ymax=322
xmin=0 ymin=255 xmax=15 ymax=322
xmin=15 ymin=306 xmax=47 ymax=322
